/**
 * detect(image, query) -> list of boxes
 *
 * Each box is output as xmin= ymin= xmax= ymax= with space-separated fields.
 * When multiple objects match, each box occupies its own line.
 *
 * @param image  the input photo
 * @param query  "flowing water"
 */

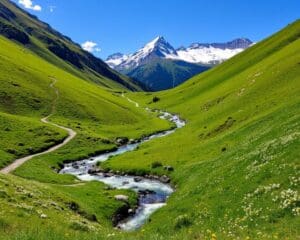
xmin=60 ymin=110 xmax=185 ymax=230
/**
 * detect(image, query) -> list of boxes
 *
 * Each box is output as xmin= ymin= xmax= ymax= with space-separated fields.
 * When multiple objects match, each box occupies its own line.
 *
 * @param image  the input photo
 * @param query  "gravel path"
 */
xmin=0 ymin=78 xmax=76 ymax=174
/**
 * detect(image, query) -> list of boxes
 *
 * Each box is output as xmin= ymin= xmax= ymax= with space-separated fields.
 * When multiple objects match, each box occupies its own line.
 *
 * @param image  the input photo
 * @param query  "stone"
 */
xmin=40 ymin=213 xmax=47 ymax=219
xmin=115 ymin=137 xmax=129 ymax=145
xmin=114 ymin=194 xmax=129 ymax=202
xmin=128 ymin=208 xmax=134 ymax=214
xmin=160 ymin=175 xmax=170 ymax=183
xmin=87 ymin=168 xmax=99 ymax=174
xmin=134 ymin=177 xmax=142 ymax=182
xmin=103 ymin=172 xmax=114 ymax=177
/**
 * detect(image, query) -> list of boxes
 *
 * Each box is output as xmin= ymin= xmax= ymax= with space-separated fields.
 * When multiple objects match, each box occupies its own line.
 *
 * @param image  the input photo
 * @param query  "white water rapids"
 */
xmin=60 ymin=102 xmax=185 ymax=230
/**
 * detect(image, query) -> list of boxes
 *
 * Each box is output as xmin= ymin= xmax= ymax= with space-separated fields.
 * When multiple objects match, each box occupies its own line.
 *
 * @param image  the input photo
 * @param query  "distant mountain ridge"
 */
xmin=106 ymin=36 xmax=252 ymax=91
xmin=106 ymin=37 xmax=253 ymax=68
xmin=187 ymin=38 xmax=253 ymax=50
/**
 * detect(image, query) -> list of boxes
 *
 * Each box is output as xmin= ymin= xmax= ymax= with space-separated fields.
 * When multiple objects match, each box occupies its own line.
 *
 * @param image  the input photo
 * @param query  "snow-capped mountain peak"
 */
xmin=141 ymin=36 xmax=177 ymax=56
xmin=167 ymin=38 xmax=253 ymax=64
xmin=105 ymin=37 xmax=253 ymax=70
xmin=108 ymin=36 xmax=177 ymax=70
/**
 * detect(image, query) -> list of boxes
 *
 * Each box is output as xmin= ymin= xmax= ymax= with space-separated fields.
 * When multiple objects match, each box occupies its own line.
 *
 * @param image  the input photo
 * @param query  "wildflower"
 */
xmin=211 ymin=233 xmax=217 ymax=240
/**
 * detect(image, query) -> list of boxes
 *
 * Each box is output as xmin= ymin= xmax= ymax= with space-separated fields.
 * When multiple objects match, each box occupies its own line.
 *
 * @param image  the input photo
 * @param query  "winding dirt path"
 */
xmin=0 ymin=78 xmax=76 ymax=174
xmin=121 ymin=93 xmax=139 ymax=107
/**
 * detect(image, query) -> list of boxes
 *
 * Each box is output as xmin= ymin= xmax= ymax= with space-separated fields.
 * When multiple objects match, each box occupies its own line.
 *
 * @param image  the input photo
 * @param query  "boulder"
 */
xmin=128 ymin=208 xmax=134 ymax=214
xmin=103 ymin=172 xmax=114 ymax=177
xmin=138 ymin=189 xmax=155 ymax=195
xmin=115 ymin=137 xmax=129 ymax=145
xmin=134 ymin=177 xmax=143 ymax=182
xmin=114 ymin=195 xmax=129 ymax=202
xmin=87 ymin=168 xmax=99 ymax=174
xmin=160 ymin=175 xmax=170 ymax=183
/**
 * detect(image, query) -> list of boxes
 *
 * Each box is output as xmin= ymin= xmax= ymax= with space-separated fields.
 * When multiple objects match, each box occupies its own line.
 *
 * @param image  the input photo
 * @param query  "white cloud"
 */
xmin=81 ymin=41 xmax=101 ymax=53
xmin=19 ymin=0 xmax=42 ymax=11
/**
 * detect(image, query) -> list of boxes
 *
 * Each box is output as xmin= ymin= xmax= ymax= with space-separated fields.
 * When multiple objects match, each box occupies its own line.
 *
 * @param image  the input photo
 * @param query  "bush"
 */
xmin=68 ymin=201 xmax=80 ymax=211
xmin=153 ymin=96 xmax=160 ymax=102
xmin=151 ymin=161 xmax=162 ymax=168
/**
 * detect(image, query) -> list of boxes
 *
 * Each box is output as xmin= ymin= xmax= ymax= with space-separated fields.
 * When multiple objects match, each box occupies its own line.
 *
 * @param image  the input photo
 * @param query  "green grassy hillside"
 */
xmin=0 ymin=26 xmax=171 ymax=238
xmin=0 ymin=34 xmax=171 ymax=179
xmin=0 ymin=0 xmax=142 ymax=91
xmin=0 ymin=3 xmax=299 ymax=239
xmin=102 ymin=20 xmax=300 ymax=239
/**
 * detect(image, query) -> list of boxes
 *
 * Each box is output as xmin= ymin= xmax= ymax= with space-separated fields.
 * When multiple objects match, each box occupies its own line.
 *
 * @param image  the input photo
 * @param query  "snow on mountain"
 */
xmin=167 ymin=38 xmax=253 ymax=64
xmin=112 ymin=36 xmax=177 ymax=71
xmin=106 ymin=53 xmax=128 ymax=68
xmin=169 ymin=46 xmax=244 ymax=64
xmin=188 ymin=38 xmax=253 ymax=50
xmin=106 ymin=37 xmax=253 ymax=69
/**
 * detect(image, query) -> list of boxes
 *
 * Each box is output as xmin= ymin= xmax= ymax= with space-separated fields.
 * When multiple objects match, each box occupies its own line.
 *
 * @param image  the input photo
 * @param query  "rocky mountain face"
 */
xmin=107 ymin=36 xmax=177 ymax=71
xmin=106 ymin=37 xmax=252 ymax=69
xmin=106 ymin=36 xmax=252 ymax=91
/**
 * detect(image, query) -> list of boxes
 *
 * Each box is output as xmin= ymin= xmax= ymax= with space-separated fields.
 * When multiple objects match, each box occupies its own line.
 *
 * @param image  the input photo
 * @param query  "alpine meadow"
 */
xmin=0 ymin=0 xmax=299 ymax=239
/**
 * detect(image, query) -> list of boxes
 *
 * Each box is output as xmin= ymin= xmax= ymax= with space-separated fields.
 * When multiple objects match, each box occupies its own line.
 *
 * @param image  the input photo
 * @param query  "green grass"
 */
xmin=0 ymin=12 xmax=299 ymax=240
xmin=100 ymin=20 xmax=300 ymax=239
xmin=0 ymin=174 xmax=138 ymax=240
xmin=0 ymin=27 xmax=171 ymax=238
xmin=0 ymin=34 xmax=171 ymax=183
xmin=0 ymin=0 xmax=141 ymax=91
xmin=0 ymin=112 xmax=67 ymax=168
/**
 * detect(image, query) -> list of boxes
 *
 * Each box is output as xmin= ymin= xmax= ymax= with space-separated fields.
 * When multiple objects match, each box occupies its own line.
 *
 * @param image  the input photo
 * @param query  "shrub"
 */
xmin=153 ymin=96 xmax=160 ymax=102
xmin=68 ymin=201 xmax=80 ymax=211
xmin=151 ymin=161 xmax=162 ymax=168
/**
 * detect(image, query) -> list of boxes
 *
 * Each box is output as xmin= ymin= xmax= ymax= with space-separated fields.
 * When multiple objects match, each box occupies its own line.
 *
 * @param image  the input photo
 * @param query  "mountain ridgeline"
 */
xmin=0 ymin=0 xmax=141 ymax=90
xmin=106 ymin=36 xmax=252 ymax=91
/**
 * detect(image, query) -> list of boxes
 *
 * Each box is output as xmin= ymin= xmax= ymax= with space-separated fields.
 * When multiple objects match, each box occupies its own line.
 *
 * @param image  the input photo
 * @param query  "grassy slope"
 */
xmin=0 ymin=16 xmax=299 ymax=240
xmin=0 ymin=35 xmax=171 ymax=180
xmin=0 ymin=0 xmax=141 ymax=91
xmin=0 ymin=174 xmax=138 ymax=240
xmin=0 ymin=33 xmax=171 ymax=238
xmin=101 ymin=20 xmax=300 ymax=239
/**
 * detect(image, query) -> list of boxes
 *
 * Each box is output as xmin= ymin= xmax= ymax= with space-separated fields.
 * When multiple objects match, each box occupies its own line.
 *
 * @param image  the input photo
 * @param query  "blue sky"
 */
xmin=15 ymin=0 xmax=300 ymax=59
